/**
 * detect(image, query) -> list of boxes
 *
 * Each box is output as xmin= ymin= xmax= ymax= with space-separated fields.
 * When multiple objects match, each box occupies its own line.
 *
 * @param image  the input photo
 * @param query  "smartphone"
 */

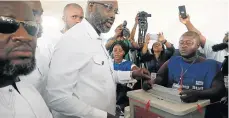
xmin=178 ymin=5 xmax=187 ymax=19
xmin=149 ymin=34 xmax=158 ymax=40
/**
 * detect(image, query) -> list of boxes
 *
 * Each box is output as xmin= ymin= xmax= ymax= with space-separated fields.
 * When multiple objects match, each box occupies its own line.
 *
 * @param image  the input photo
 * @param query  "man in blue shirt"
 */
xmin=144 ymin=31 xmax=225 ymax=103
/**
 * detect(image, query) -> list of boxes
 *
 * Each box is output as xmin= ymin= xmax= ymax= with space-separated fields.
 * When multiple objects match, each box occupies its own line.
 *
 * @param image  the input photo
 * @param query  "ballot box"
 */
xmin=127 ymin=84 xmax=210 ymax=118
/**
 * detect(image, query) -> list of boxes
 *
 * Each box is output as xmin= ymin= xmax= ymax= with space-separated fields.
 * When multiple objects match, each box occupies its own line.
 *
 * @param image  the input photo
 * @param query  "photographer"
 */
xmin=141 ymin=33 xmax=175 ymax=73
xmin=179 ymin=14 xmax=228 ymax=62
xmin=105 ymin=16 xmax=139 ymax=61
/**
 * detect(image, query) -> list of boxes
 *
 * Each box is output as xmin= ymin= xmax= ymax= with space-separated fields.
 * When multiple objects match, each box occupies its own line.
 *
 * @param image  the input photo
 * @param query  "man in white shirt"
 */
xmin=45 ymin=0 xmax=151 ymax=118
xmin=0 ymin=2 xmax=52 ymax=118
xmin=20 ymin=1 xmax=50 ymax=95
xmin=47 ymin=3 xmax=85 ymax=61
xmin=179 ymin=15 xmax=228 ymax=62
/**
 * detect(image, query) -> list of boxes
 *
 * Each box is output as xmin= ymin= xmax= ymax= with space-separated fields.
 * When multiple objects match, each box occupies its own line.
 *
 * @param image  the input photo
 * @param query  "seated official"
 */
xmin=110 ymin=41 xmax=138 ymax=114
xmin=144 ymin=31 xmax=224 ymax=103
xmin=141 ymin=33 xmax=175 ymax=73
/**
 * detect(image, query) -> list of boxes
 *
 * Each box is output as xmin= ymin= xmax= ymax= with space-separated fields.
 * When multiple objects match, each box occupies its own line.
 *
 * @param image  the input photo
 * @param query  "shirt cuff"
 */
xmin=91 ymin=108 xmax=107 ymax=118
xmin=116 ymin=71 xmax=135 ymax=84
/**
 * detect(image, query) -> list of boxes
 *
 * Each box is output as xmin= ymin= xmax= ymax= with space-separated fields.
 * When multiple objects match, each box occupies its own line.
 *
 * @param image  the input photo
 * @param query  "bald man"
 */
xmin=61 ymin=3 xmax=84 ymax=33
xmin=0 ymin=1 xmax=52 ymax=118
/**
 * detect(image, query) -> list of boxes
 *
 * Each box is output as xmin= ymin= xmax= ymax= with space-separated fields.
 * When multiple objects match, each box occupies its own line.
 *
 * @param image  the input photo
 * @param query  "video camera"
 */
xmin=138 ymin=11 xmax=151 ymax=30
xmin=137 ymin=11 xmax=151 ymax=47
xmin=121 ymin=20 xmax=130 ymax=38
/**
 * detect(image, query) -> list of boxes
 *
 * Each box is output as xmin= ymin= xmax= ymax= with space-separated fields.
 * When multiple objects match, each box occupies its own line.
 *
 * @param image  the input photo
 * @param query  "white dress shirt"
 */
xmin=0 ymin=81 xmax=52 ymax=118
xmin=19 ymin=46 xmax=49 ymax=95
xmin=45 ymin=19 xmax=133 ymax=118
xmin=199 ymin=40 xmax=227 ymax=62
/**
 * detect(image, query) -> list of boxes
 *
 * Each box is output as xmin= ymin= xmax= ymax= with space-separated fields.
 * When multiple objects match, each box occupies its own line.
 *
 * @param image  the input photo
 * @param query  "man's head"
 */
xmin=179 ymin=31 xmax=200 ymax=58
xmin=25 ymin=1 xmax=43 ymax=38
xmin=86 ymin=0 xmax=119 ymax=34
xmin=0 ymin=1 xmax=38 ymax=77
xmin=63 ymin=3 xmax=84 ymax=30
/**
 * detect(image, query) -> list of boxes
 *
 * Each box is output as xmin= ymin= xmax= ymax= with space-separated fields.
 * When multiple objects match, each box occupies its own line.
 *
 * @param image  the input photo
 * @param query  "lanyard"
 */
xmin=178 ymin=56 xmax=198 ymax=91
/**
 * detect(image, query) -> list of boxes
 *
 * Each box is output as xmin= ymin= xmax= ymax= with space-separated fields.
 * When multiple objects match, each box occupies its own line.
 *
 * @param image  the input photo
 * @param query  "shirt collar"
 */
xmin=81 ymin=19 xmax=101 ymax=40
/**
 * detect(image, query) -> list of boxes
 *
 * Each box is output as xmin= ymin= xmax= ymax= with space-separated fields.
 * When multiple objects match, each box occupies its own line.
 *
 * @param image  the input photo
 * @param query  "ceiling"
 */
xmin=41 ymin=0 xmax=87 ymax=16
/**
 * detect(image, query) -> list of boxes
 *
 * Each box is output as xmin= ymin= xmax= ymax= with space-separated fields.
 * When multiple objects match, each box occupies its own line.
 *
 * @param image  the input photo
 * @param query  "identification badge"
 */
xmin=196 ymin=81 xmax=204 ymax=85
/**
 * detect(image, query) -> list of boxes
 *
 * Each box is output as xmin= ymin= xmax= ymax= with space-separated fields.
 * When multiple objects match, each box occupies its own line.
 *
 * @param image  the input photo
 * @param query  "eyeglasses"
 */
xmin=179 ymin=40 xmax=194 ymax=46
xmin=91 ymin=2 xmax=119 ymax=14
xmin=0 ymin=16 xmax=39 ymax=36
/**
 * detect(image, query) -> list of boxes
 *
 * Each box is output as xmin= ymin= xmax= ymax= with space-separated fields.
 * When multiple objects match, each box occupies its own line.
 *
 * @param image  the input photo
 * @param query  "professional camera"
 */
xmin=137 ymin=11 xmax=151 ymax=47
xmin=121 ymin=20 xmax=130 ymax=38
xmin=138 ymin=11 xmax=151 ymax=31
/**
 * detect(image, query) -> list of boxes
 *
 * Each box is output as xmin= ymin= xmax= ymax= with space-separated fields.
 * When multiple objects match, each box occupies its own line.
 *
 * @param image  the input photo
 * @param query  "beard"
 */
xmin=89 ymin=10 xmax=114 ymax=34
xmin=0 ymin=57 xmax=36 ymax=77
xmin=66 ymin=23 xmax=75 ymax=30
xmin=181 ymin=51 xmax=198 ymax=59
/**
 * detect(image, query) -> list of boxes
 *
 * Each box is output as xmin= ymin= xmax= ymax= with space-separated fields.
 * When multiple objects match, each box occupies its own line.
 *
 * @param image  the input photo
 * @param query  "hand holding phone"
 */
xmin=149 ymin=34 xmax=158 ymax=40
xmin=178 ymin=5 xmax=187 ymax=19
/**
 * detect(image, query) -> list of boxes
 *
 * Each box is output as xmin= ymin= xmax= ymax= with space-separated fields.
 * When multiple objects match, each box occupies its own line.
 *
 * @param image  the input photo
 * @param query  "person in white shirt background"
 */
xmin=19 ymin=1 xmax=50 ymax=95
xmin=45 ymin=0 xmax=151 ymax=118
xmin=179 ymin=14 xmax=228 ymax=63
xmin=0 ymin=1 xmax=52 ymax=118
xmin=47 ymin=3 xmax=85 ymax=62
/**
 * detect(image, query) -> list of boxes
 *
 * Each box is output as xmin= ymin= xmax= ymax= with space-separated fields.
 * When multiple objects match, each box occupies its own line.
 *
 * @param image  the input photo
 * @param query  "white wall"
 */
xmin=41 ymin=0 xmax=228 ymax=48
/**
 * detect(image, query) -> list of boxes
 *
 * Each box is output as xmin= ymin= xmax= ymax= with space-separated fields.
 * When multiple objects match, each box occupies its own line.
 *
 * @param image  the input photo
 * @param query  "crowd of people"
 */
xmin=0 ymin=0 xmax=228 ymax=118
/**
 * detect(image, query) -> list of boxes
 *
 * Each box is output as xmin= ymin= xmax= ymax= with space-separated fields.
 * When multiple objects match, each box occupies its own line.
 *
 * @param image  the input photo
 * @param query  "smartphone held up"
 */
xmin=178 ymin=5 xmax=187 ymax=19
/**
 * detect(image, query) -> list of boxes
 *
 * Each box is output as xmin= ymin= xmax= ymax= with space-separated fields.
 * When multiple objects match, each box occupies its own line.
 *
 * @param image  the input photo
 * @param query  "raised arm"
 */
xmin=157 ymin=32 xmax=175 ymax=57
xmin=129 ymin=15 xmax=139 ymax=49
xmin=105 ymin=24 xmax=123 ymax=50
xmin=179 ymin=15 xmax=206 ymax=48
xmin=141 ymin=33 xmax=150 ymax=54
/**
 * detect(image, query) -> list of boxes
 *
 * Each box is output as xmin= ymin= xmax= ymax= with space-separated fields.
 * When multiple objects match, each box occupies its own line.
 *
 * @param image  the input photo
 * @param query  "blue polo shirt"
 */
xmin=168 ymin=56 xmax=220 ymax=90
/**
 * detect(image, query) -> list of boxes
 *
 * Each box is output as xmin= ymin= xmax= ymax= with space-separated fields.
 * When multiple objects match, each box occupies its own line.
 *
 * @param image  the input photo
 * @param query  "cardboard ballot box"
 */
xmin=127 ymin=85 xmax=210 ymax=118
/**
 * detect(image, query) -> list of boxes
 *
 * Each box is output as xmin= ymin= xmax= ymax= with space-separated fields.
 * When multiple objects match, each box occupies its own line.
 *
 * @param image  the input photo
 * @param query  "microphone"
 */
xmin=212 ymin=43 xmax=228 ymax=52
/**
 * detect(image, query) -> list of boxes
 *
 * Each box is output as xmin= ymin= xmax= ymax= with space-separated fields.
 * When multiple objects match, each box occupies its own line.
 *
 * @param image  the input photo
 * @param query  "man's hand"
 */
xmin=158 ymin=32 xmax=165 ymax=43
xmin=114 ymin=24 xmax=123 ymax=38
xmin=179 ymin=14 xmax=190 ymax=25
xmin=143 ymin=80 xmax=153 ymax=91
xmin=145 ymin=33 xmax=150 ymax=44
xmin=132 ymin=68 xmax=151 ymax=80
xmin=180 ymin=89 xmax=200 ymax=103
